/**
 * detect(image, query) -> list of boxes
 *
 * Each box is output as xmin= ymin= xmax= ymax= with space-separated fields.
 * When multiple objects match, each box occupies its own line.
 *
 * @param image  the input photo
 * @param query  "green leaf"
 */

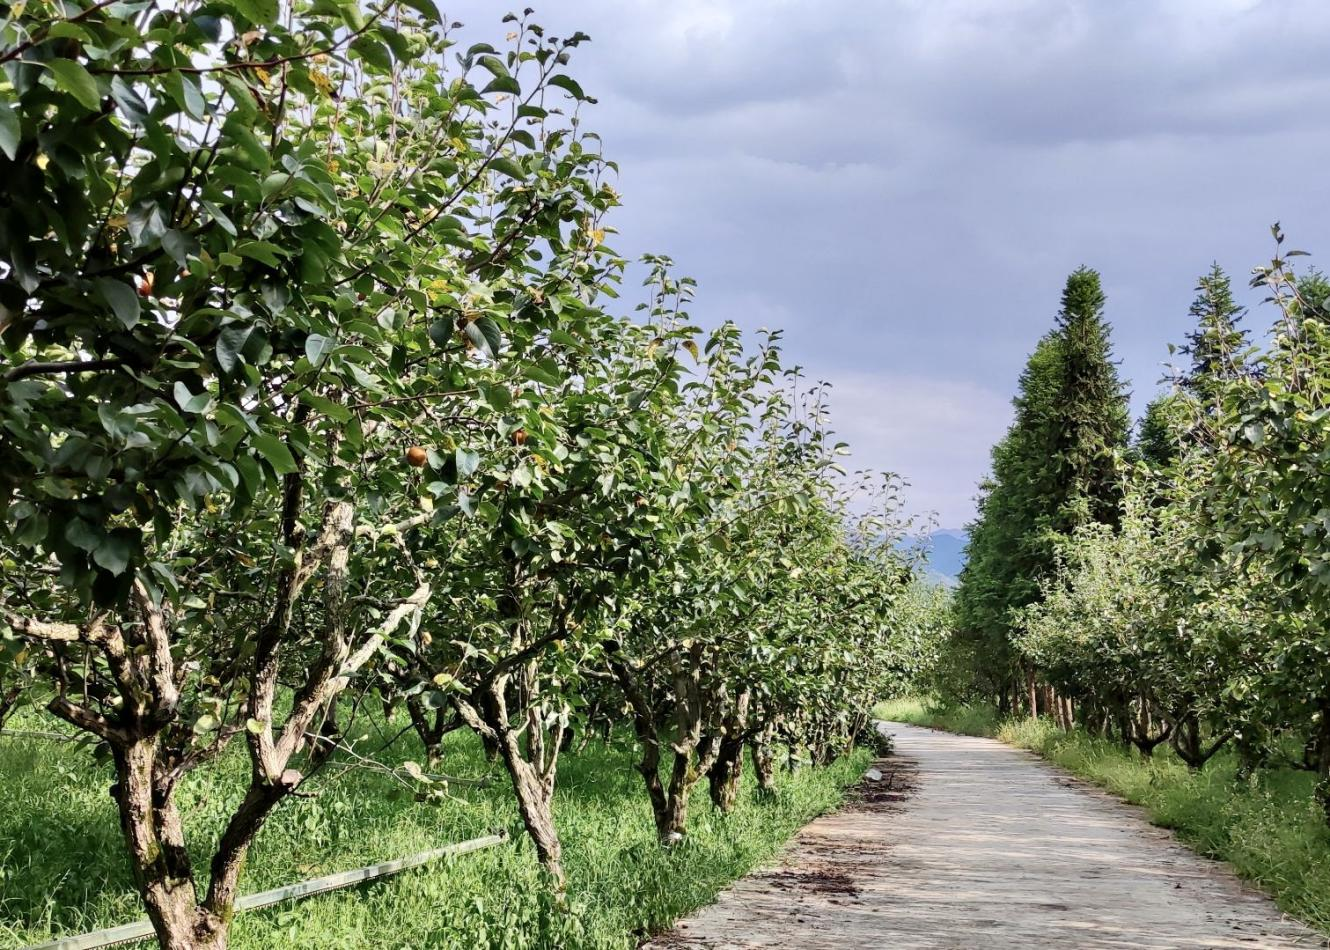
xmin=92 ymin=534 xmax=132 ymax=575
xmin=299 ymin=391 xmax=352 ymax=422
xmin=304 ymin=333 xmax=335 ymax=367
xmin=252 ymin=433 xmax=297 ymax=475
xmin=428 ymin=319 xmax=453 ymax=349
xmin=456 ymin=447 xmax=480 ymax=478
xmin=110 ymin=77 xmax=150 ymax=126
xmin=48 ymin=59 xmax=102 ymax=111
xmin=234 ymin=241 xmax=286 ymax=267
xmin=215 ymin=324 xmax=253 ymax=373
xmin=463 ymin=316 xmax=503 ymax=359
xmin=65 ymin=518 xmax=101 ymax=553
xmin=0 ymin=102 xmax=20 ymax=161
xmin=95 ymin=278 xmax=141 ymax=330
xmin=398 ymin=0 xmax=440 ymax=22
xmin=234 ymin=454 xmax=263 ymax=496
xmin=163 ymin=70 xmax=206 ymax=120
xmin=482 ymin=76 xmax=521 ymax=96
xmin=173 ymin=381 xmax=212 ymax=414
xmin=547 ymin=74 xmax=587 ymax=101
xmin=477 ymin=55 xmax=510 ymax=78
xmin=524 ymin=362 xmax=562 ymax=387
xmin=227 ymin=0 xmax=278 ymax=24
xmin=350 ymin=37 xmax=393 ymax=71
xmin=488 ymin=156 xmax=524 ymax=180
xmin=161 ymin=229 xmax=194 ymax=266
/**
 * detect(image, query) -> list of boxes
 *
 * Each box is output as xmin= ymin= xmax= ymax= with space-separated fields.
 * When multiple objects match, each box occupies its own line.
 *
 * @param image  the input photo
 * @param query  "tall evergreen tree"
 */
xmin=954 ymin=268 xmax=1129 ymax=702
xmin=954 ymin=334 xmax=1063 ymax=692
xmin=1180 ymin=264 xmax=1250 ymax=408
xmin=1048 ymin=267 xmax=1131 ymax=531
xmin=1136 ymin=394 xmax=1182 ymax=470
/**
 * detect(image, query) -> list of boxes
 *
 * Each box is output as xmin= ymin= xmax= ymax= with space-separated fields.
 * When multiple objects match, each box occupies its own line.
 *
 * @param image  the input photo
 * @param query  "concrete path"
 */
xmin=648 ymin=721 xmax=1324 ymax=949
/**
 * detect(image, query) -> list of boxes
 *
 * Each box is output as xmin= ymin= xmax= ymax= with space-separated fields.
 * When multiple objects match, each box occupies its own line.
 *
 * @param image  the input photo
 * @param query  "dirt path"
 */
xmin=648 ymin=721 xmax=1324 ymax=949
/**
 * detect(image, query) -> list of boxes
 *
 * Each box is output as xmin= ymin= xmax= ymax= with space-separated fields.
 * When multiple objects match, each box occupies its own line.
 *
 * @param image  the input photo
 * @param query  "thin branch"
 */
xmin=2 ymin=358 xmax=123 ymax=383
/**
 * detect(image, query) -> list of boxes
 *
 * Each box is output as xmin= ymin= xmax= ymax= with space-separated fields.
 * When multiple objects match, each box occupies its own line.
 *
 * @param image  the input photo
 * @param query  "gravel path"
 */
xmin=647 ymin=721 xmax=1324 ymax=949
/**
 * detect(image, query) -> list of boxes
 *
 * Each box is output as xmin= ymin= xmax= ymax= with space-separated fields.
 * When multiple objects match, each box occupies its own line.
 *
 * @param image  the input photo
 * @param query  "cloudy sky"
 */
xmin=450 ymin=0 xmax=1330 ymax=527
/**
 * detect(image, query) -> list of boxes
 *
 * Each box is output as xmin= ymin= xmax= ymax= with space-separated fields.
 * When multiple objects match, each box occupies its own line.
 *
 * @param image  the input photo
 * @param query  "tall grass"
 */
xmin=875 ymin=696 xmax=1330 ymax=935
xmin=0 ymin=724 xmax=867 ymax=948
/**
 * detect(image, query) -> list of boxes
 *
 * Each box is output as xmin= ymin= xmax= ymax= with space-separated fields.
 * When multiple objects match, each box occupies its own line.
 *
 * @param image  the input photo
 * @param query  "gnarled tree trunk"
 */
xmin=707 ymin=689 xmax=751 ymax=813
xmin=750 ymin=720 xmax=777 ymax=797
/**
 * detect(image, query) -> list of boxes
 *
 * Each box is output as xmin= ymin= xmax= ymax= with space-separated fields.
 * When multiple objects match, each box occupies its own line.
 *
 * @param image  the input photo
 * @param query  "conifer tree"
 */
xmin=1136 ymin=395 xmax=1182 ymax=470
xmin=1180 ymin=264 xmax=1250 ymax=408
xmin=954 ymin=269 xmax=1129 ymax=701
xmin=1048 ymin=267 xmax=1131 ymax=531
xmin=954 ymin=334 xmax=1063 ymax=692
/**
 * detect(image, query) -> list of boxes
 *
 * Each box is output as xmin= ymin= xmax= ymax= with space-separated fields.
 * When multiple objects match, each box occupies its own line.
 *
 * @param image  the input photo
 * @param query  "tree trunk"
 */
xmin=502 ymin=743 xmax=565 ymax=889
xmin=656 ymin=777 xmax=691 ymax=843
xmin=479 ymin=687 xmax=503 ymax=762
xmin=0 ymin=684 xmax=21 ymax=731
xmin=1170 ymin=710 xmax=1231 ymax=770
xmin=1129 ymin=698 xmax=1171 ymax=758
xmin=1027 ymin=671 xmax=1039 ymax=721
xmin=112 ymin=739 xmax=205 ymax=949
xmin=111 ymin=738 xmax=237 ymax=950
xmin=751 ymin=723 xmax=777 ymax=797
xmin=708 ymin=735 xmax=745 ymax=812
xmin=1311 ymin=704 xmax=1330 ymax=826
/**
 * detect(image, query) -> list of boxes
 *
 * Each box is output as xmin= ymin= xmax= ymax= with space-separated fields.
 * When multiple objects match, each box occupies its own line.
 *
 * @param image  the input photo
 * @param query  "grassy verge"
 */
xmin=0 ymin=723 xmax=867 ymax=948
xmin=874 ymin=697 xmax=1330 ymax=934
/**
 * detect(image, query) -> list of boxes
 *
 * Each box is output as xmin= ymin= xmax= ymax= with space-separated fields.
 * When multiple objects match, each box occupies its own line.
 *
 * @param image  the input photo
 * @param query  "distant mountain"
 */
xmin=897 ymin=529 xmax=968 ymax=587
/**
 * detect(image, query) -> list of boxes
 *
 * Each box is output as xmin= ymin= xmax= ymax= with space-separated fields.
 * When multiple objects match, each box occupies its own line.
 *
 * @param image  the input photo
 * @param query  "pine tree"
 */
xmin=953 ymin=269 xmax=1129 ymax=703
xmin=1048 ymin=267 xmax=1131 ymax=531
xmin=1180 ymin=264 xmax=1249 ymax=407
xmin=954 ymin=334 xmax=1064 ymax=689
xmin=1135 ymin=395 xmax=1182 ymax=469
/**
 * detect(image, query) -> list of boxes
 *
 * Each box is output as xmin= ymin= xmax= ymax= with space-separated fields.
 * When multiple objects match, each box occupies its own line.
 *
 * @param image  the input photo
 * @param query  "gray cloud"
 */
xmin=444 ymin=0 xmax=1330 ymax=525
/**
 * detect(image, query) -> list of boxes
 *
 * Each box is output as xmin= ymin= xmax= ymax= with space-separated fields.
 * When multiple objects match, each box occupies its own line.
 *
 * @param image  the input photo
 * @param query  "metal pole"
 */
xmin=21 ymin=831 xmax=509 ymax=950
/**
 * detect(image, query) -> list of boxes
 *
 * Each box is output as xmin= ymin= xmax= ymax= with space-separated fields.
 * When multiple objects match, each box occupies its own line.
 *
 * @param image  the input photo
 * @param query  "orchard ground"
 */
xmin=0 ymin=721 xmax=867 ymax=948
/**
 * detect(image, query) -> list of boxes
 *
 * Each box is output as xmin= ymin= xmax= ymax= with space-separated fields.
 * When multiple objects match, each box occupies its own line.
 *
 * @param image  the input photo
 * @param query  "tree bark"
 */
xmin=708 ymin=735 xmax=745 ymax=812
xmin=1311 ymin=703 xmax=1330 ymax=825
xmin=501 ymin=737 xmax=565 ymax=888
xmin=707 ymin=690 xmax=750 ymax=813
xmin=751 ymin=722 xmax=777 ymax=797
xmin=111 ymin=739 xmax=223 ymax=950
xmin=1170 ymin=709 xmax=1231 ymax=770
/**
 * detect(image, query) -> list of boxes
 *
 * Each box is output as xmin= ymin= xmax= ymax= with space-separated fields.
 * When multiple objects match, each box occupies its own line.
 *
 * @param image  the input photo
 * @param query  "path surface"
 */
xmin=649 ymin=722 xmax=1324 ymax=949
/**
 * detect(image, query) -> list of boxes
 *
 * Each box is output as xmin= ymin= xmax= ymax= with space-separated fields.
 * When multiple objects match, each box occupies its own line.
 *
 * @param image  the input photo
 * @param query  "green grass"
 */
xmin=0 ymin=722 xmax=868 ymax=948
xmin=875 ymin=696 xmax=1330 ymax=935
xmin=873 ymin=696 xmax=1000 ymax=737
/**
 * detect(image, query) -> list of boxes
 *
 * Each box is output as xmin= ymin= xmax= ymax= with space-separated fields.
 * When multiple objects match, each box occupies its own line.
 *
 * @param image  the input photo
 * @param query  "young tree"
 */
xmin=1202 ymin=234 xmax=1330 ymax=818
